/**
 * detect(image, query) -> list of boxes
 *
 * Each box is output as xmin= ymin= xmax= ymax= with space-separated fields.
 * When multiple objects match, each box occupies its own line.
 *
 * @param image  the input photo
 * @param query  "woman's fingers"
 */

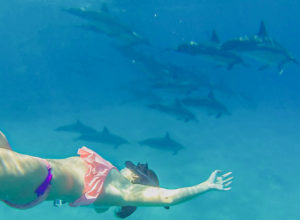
xmin=222 ymin=172 xmax=232 ymax=178
xmin=209 ymin=170 xmax=233 ymax=191
xmin=223 ymin=176 xmax=233 ymax=183
xmin=224 ymin=181 xmax=232 ymax=187
xmin=223 ymin=187 xmax=231 ymax=191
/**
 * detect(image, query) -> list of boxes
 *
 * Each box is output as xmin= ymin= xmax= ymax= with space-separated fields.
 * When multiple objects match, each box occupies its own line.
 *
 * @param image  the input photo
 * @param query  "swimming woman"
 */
xmin=0 ymin=130 xmax=233 ymax=216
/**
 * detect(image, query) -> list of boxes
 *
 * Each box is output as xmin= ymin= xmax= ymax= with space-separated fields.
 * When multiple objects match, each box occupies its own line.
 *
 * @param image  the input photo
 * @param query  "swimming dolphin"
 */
xmin=55 ymin=120 xmax=98 ymax=135
xmin=150 ymin=70 xmax=210 ymax=96
xmin=148 ymin=100 xmax=197 ymax=122
xmin=139 ymin=132 xmax=184 ymax=155
xmin=116 ymin=46 xmax=211 ymax=85
xmin=76 ymin=127 xmax=129 ymax=148
xmin=174 ymin=30 xmax=245 ymax=70
xmin=221 ymin=21 xmax=299 ymax=74
xmin=62 ymin=4 xmax=148 ymax=46
xmin=181 ymin=91 xmax=230 ymax=118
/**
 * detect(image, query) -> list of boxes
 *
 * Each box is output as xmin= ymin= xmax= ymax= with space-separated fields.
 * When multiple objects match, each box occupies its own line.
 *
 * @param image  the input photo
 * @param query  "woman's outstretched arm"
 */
xmin=95 ymin=169 xmax=233 ymax=207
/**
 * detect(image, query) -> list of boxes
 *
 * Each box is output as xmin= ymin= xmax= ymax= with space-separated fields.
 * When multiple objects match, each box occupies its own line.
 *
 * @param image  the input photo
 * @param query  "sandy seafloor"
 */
xmin=1 ymin=0 xmax=300 ymax=219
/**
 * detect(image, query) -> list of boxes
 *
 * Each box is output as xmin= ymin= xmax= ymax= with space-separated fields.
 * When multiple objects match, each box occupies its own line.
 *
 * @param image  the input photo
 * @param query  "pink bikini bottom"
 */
xmin=69 ymin=147 xmax=118 ymax=207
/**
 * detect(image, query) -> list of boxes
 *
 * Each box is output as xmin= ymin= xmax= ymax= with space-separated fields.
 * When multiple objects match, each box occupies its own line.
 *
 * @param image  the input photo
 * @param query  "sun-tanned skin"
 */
xmin=0 ymin=131 xmax=233 ymax=210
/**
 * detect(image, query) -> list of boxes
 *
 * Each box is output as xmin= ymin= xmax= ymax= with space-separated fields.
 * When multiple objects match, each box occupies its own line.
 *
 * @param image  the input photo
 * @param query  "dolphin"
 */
xmin=149 ymin=70 xmax=210 ymax=96
xmin=221 ymin=21 xmax=299 ymax=74
xmin=139 ymin=132 xmax=184 ymax=155
xmin=181 ymin=91 xmax=230 ymax=118
xmin=55 ymin=120 xmax=98 ymax=135
xmin=148 ymin=100 xmax=197 ymax=122
xmin=116 ymin=46 xmax=211 ymax=85
xmin=76 ymin=127 xmax=129 ymax=148
xmin=174 ymin=30 xmax=245 ymax=70
xmin=62 ymin=4 xmax=148 ymax=46
xmin=115 ymin=45 xmax=212 ymax=98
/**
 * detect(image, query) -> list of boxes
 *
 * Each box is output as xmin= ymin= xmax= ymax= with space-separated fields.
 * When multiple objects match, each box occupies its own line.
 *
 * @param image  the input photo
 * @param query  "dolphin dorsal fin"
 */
xmin=258 ymin=21 xmax=268 ymax=39
xmin=165 ymin=132 xmax=170 ymax=140
xmin=102 ymin=126 xmax=109 ymax=134
xmin=211 ymin=30 xmax=220 ymax=44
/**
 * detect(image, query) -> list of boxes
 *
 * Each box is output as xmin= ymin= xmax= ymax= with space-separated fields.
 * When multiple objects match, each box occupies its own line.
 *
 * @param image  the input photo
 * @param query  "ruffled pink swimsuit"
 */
xmin=69 ymin=147 xmax=118 ymax=207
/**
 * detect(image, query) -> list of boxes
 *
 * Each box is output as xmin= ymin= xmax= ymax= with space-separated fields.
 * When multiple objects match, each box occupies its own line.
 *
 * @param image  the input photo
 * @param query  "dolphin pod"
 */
xmin=174 ymin=21 xmax=298 ymax=74
xmin=56 ymin=121 xmax=185 ymax=154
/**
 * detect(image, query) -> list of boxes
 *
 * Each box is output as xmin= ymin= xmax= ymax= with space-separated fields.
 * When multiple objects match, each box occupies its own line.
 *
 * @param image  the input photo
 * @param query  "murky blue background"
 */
xmin=0 ymin=0 xmax=299 ymax=219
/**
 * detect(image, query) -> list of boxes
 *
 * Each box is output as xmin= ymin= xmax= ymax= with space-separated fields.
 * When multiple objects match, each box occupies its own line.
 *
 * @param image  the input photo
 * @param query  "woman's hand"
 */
xmin=206 ymin=170 xmax=233 ymax=191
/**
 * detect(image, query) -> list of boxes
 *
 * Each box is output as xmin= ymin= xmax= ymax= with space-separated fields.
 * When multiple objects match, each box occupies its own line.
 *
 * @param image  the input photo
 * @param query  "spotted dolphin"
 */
xmin=174 ymin=30 xmax=245 ymax=70
xmin=181 ymin=91 xmax=230 ymax=118
xmin=63 ymin=4 xmax=148 ymax=46
xmin=221 ymin=21 xmax=299 ymax=74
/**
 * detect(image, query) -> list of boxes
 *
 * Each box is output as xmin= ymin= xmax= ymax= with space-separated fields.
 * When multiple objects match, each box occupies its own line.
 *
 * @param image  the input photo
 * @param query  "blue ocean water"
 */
xmin=0 ymin=0 xmax=300 ymax=219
